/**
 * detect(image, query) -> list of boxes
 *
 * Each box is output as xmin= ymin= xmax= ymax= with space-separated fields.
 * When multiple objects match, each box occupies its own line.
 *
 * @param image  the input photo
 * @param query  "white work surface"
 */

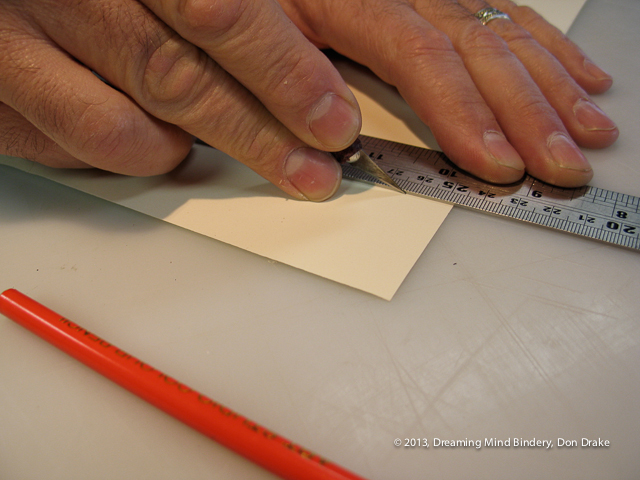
xmin=1 ymin=0 xmax=639 ymax=478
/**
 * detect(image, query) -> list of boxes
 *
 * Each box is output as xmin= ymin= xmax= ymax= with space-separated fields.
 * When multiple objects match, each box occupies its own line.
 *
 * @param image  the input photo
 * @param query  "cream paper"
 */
xmin=1 ymin=150 xmax=449 ymax=300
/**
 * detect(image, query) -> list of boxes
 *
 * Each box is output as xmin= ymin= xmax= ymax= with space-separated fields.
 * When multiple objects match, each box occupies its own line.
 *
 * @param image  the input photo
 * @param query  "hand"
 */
xmin=280 ymin=0 xmax=619 ymax=188
xmin=0 ymin=0 xmax=362 ymax=201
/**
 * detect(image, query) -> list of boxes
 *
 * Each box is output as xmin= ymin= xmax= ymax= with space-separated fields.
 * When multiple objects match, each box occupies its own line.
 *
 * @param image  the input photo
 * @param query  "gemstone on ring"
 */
xmin=474 ymin=7 xmax=511 ymax=25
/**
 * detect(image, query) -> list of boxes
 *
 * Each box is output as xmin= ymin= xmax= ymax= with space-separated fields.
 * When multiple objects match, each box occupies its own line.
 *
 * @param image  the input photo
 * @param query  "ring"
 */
xmin=474 ymin=7 xmax=511 ymax=25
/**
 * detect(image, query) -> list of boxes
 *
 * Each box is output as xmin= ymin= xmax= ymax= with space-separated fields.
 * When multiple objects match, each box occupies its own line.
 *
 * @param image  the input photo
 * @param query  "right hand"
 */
xmin=280 ymin=0 xmax=619 ymax=188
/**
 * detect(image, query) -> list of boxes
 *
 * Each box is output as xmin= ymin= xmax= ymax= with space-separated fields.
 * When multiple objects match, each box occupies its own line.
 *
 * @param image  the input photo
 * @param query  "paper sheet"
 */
xmin=0 ymin=0 xmax=585 ymax=299
xmin=1 ymin=150 xmax=450 ymax=300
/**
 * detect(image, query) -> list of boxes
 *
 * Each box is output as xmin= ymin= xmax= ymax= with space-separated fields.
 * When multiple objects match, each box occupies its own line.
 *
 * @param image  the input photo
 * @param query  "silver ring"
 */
xmin=474 ymin=7 xmax=511 ymax=25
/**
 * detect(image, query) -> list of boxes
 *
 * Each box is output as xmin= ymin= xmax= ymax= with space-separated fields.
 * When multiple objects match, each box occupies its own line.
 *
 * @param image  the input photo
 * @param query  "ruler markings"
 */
xmin=346 ymin=135 xmax=640 ymax=251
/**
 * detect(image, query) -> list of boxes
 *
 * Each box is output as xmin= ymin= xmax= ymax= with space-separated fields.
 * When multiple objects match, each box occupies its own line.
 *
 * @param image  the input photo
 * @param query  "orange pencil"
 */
xmin=0 ymin=288 xmax=369 ymax=480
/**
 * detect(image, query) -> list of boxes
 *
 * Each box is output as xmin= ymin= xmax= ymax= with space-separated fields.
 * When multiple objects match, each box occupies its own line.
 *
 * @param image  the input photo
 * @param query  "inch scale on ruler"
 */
xmin=343 ymin=135 xmax=640 ymax=252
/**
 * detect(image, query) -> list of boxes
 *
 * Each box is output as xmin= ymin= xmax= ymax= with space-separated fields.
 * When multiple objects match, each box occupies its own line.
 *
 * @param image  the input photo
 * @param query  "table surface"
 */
xmin=1 ymin=1 xmax=638 ymax=479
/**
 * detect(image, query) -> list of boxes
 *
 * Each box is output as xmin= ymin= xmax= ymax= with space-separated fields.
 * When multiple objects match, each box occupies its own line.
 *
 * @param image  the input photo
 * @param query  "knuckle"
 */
xmin=512 ymin=5 xmax=544 ymax=29
xmin=508 ymin=90 xmax=554 ymax=122
xmin=237 ymin=116 xmax=280 ymax=165
xmin=88 ymin=1 xmax=166 ymax=62
xmin=395 ymin=26 xmax=454 ymax=60
xmin=76 ymin=109 xmax=187 ymax=176
xmin=177 ymin=0 xmax=246 ymax=38
xmin=261 ymin=51 xmax=315 ymax=104
xmin=74 ymin=105 xmax=141 ymax=166
xmin=389 ymin=26 xmax=457 ymax=83
xmin=544 ymin=72 xmax=576 ymax=98
xmin=4 ymin=68 xmax=153 ymax=171
xmin=230 ymin=114 xmax=292 ymax=179
xmin=458 ymin=24 xmax=508 ymax=56
xmin=512 ymin=5 xmax=566 ymax=40
xmin=492 ymin=20 xmax=534 ymax=44
xmin=491 ymin=22 xmax=542 ymax=56
xmin=140 ymin=36 xmax=209 ymax=115
xmin=515 ymin=5 xmax=538 ymax=18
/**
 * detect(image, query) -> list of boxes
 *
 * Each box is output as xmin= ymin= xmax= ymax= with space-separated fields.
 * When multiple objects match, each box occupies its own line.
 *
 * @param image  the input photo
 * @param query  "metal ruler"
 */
xmin=342 ymin=135 xmax=640 ymax=252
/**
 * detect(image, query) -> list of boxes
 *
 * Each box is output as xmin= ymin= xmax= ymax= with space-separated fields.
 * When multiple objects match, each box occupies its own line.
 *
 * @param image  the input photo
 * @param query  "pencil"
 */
xmin=0 ymin=288 xmax=369 ymax=480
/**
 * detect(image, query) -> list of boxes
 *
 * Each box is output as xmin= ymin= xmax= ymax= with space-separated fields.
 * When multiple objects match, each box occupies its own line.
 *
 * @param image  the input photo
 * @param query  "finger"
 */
xmin=141 ymin=0 xmax=361 ymax=152
xmin=462 ymin=0 xmax=618 ymax=149
xmin=30 ymin=0 xmax=341 ymax=200
xmin=415 ymin=0 xmax=593 ymax=187
xmin=489 ymin=0 xmax=614 ymax=95
xmin=0 ymin=102 xmax=89 ymax=168
xmin=285 ymin=1 xmax=527 ymax=185
xmin=0 ymin=8 xmax=193 ymax=176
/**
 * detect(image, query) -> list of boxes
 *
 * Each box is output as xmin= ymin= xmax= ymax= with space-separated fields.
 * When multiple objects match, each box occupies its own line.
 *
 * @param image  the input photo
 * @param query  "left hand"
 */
xmin=0 ymin=0 xmax=361 ymax=201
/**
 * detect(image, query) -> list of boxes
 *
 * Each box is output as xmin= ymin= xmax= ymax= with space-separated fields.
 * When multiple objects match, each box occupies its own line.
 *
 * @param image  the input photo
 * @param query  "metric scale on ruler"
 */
xmin=343 ymin=135 xmax=640 ymax=252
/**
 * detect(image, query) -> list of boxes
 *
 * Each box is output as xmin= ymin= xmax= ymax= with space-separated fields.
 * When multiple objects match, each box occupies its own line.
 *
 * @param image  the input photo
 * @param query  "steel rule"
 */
xmin=342 ymin=135 xmax=640 ymax=252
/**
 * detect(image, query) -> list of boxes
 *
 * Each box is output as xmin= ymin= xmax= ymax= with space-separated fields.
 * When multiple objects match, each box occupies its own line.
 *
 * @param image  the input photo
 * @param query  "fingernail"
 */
xmin=285 ymin=148 xmax=342 ymax=201
xmin=483 ymin=131 xmax=525 ymax=171
xmin=308 ymin=93 xmax=361 ymax=149
xmin=547 ymin=132 xmax=591 ymax=172
xmin=573 ymin=98 xmax=617 ymax=132
xmin=584 ymin=58 xmax=612 ymax=82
